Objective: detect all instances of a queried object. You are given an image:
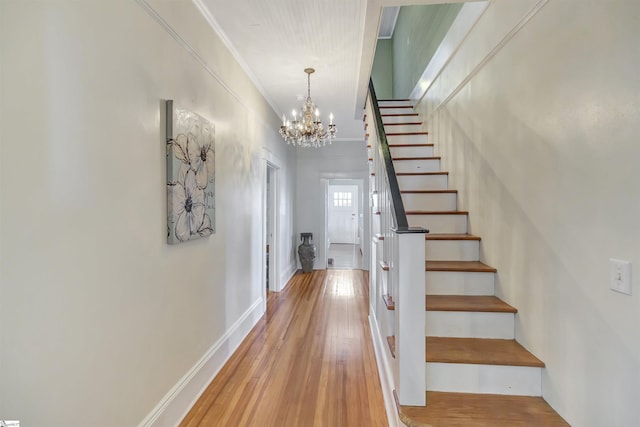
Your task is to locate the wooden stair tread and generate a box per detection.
[402,190,457,194]
[370,155,438,161]
[426,233,480,241]
[382,113,419,117]
[367,143,434,148]
[383,294,394,310]
[384,122,423,126]
[426,260,497,272]
[426,337,545,367]
[386,337,396,358]
[397,391,569,427]
[382,295,515,313]
[407,211,468,215]
[397,172,448,176]
[386,132,429,136]
[426,295,516,313]
[379,105,414,108]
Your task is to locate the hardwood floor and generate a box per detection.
[180,270,388,427]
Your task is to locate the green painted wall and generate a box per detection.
[371,39,393,99]
[392,3,462,98]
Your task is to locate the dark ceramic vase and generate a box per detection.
[298,233,316,273]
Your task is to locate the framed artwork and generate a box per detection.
[166,100,215,244]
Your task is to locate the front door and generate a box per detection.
[328,185,358,244]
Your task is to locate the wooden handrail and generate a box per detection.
[368,79,427,234]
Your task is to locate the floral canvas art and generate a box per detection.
[166,100,215,244]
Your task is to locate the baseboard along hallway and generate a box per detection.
[180,270,388,426]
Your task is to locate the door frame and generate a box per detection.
[262,161,279,312]
[323,178,364,269]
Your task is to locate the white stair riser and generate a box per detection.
[398,174,448,191]
[384,124,423,133]
[426,363,542,396]
[379,107,415,115]
[390,146,434,158]
[402,193,456,211]
[393,159,440,174]
[426,311,515,339]
[382,115,420,124]
[426,239,479,261]
[426,271,495,296]
[387,134,428,145]
[378,100,413,107]
[408,214,467,234]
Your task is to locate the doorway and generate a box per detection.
[326,180,363,269]
[264,163,277,308]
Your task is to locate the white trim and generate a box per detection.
[134,0,279,126]
[409,1,490,101]
[190,0,281,117]
[137,299,264,427]
[433,0,549,113]
[369,310,402,427]
[279,266,297,292]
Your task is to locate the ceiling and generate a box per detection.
[194,0,466,141]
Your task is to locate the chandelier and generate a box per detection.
[280,68,337,147]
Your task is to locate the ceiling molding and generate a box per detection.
[192,0,282,117]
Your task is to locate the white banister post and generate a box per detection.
[394,229,426,406]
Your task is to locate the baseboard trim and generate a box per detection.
[137,298,264,427]
[369,309,402,427]
[279,264,297,292]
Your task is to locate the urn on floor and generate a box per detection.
[298,232,316,273]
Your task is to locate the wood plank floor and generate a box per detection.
[180,270,388,427]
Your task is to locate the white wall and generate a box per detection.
[415,0,640,425]
[296,141,370,271]
[0,1,297,426]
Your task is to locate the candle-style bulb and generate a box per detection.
[329,113,334,124]
[315,108,319,118]
[292,109,297,119]
[282,114,286,125]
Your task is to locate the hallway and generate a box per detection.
[180,270,388,426]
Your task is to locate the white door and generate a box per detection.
[328,185,358,244]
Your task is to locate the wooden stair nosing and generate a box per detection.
[387,337,396,358]
[381,295,516,313]
[367,144,434,149]
[393,156,440,161]
[426,295,517,313]
[385,336,543,368]
[425,233,480,241]
[381,113,420,117]
[426,260,497,273]
[386,132,429,136]
[383,122,423,126]
[406,210,468,215]
[401,189,457,194]
[397,391,570,427]
[373,143,434,148]
[426,336,545,367]
[383,294,394,310]
[379,105,414,109]
[397,172,448,176]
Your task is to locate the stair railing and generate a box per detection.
[367,80,427,406]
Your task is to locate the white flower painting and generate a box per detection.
[166,100,215,244]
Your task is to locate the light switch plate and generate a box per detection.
[609,259,632,295]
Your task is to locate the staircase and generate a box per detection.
[367,98,569,426]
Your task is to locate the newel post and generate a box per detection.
[393,227,427,406]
